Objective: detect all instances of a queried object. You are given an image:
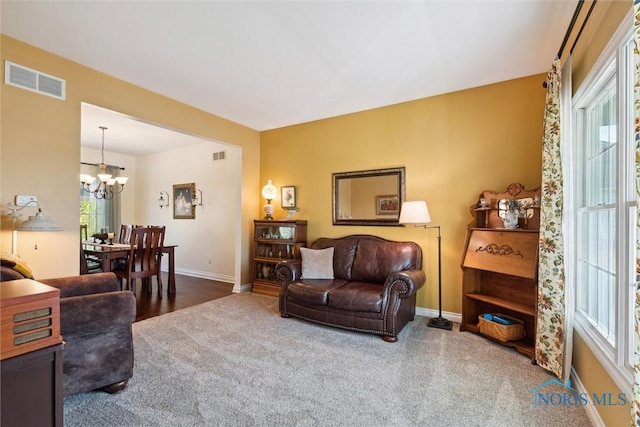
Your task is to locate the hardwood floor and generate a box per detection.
[132,272,234,322]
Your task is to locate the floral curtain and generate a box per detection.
[536,57,567,379]
[632,2,640,425]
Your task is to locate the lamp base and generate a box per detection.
[263,203,275,220]
[428,316,453,331]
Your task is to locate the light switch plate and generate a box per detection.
[15,195,37,206]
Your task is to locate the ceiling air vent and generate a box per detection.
[212,151,227,161]
[5,61,66,100]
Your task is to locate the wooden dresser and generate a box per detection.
[460,183,540,362]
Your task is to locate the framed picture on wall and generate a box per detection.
[281,186,296,209]
[173,183,196,219]
[376,195,398,215]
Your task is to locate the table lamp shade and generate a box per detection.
[399,201,432,225]
[261,180,277,201]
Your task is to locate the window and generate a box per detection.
[572,19,636,395]
[577,69,617,344]
[80,188,108,237]
[79,163,120,236]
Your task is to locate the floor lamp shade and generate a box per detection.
[399,201,432,225]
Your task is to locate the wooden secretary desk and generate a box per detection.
[460,183,541,362]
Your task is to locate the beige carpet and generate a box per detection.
[63,292,591,426]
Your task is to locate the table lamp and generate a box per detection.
[261,180,277,220]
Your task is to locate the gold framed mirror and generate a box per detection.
[332,167,406,226]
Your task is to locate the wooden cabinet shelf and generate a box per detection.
[460,183,540,362]
[252,220,307,297]
[464,293,536,317]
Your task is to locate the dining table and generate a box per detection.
[82,241,178,294]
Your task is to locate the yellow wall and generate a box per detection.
[572,332,629,426]
[571,0,631,92]
[1,35,260,283]
[261,74,545,313]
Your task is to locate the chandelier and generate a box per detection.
[80,126,128,200]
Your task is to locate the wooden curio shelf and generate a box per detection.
[252,220,307,297]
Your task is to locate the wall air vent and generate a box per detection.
[212,151,227,161]
[4,61,66,100]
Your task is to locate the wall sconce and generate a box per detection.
[399,200,452,331]
[7,195,62,254]
[191,188,203,207]
[158,191,170,209]
[261,180,277,220]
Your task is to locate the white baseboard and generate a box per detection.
[162,267,234,284]
[234,283,253,293]
[415,306,462,324]
[570,367,605,427]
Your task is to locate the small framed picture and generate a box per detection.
[376,195,399,215]
[173,183,196,219]
[281,186,296,209]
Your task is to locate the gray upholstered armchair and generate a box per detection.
[1,267,136,396]
[39,273,136,396]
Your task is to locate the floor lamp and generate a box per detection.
[399,200,453,330]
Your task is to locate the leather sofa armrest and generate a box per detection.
[275,260,301,282]
[59,291,136,335]
[383,269,426,298]
[39,273,121,298]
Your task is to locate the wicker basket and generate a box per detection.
[477,314,525,342]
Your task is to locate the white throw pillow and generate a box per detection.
[300,247,334,279]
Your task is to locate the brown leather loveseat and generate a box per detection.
[276,235,425,342]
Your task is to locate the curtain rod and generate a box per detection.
[543,0,596,88]
[557,0,585,59]
[569,0,597,55]
[81,161,125,171]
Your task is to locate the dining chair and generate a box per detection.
[112,226,165,295]
[80,224,102,274]
[113,224,136,270]
[118,224,135,244]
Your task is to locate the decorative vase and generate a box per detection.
[285,209,296,219]
[503,210,519,229]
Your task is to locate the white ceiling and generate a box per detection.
[2,1,577,153]
[80,103,220,156]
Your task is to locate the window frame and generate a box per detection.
[570,11,636,397]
